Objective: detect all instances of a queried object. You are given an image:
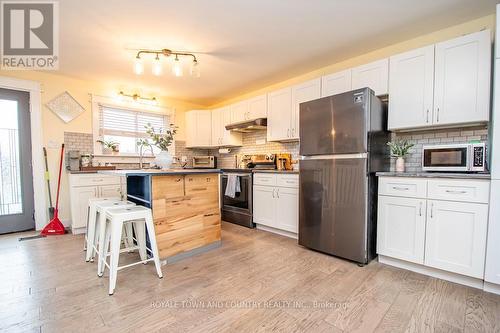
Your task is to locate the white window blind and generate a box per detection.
[98,105,170,154]
[99,105,168,138]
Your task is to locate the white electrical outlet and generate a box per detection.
[256,139,266,145]
[47,140,59,149]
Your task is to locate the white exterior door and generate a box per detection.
[388,45,435,130]
[351,58,389,95]
[275,187,298,233]
[247,94,267,119]
[433,30,491,126]
[267,87,292,141]
[321,69,352,97]
[424,200,488,278]
[71,186,98,229]
[377,196,426,264]
[253,185,276,227]
[291,78,321,140]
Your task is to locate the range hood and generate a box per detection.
[225,118,267,132]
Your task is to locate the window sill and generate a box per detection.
[93,154,155,158]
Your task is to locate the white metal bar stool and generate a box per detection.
[97,206,163,295]
[86,199,135,262]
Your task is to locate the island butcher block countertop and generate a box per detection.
[99,169,222,261]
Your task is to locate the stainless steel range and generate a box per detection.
[221,154,276,228]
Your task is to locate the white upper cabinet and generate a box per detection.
[388,45,435,130]
[185,110,212,148]
[247,94,267,120]
[291,78,321,140]
[230,101,248,124]
[267,87,292,141]
[321,69,352,97]
[211,107,242,147]
[433,30,491,126]
[351,58,389,95]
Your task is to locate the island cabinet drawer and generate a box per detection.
[253,173,277,186]
[185,174,218,196]
[427,179,490,203]
[378,177,427,198]
[276,174,299,188]
[152,175,184,199]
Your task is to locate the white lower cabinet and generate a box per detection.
[253,173,298,236]
[69,174,124,234]
[377,196,426,264]
[424,200,488,279]
[253,185,275,227]
[377,176,490,284]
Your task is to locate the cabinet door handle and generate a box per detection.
[419,202,422,217]
[276,189,280,198]
[206,177,211,182]
[430,203,434,218]
[426,109,429,123]
[436,107,440,122]
[287,129,290,137]
[445,190,467,194]
[272,188,275,198]
[175,178,182,182]
[392,186,409,191]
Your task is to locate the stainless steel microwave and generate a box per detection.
[192,155,217,169]
[422,143,486,172]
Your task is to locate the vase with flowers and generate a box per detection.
[141,123,177,169]
[387,139,415,172]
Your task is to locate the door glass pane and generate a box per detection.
[0,99,22,215]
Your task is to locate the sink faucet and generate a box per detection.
[138,140,153,169]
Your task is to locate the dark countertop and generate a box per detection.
[376,171,491,179]
[98,169,222,176]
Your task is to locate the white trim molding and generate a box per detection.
[0,76,46,230]
[90,94,176,156]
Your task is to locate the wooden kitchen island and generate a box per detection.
[99,169,221,261]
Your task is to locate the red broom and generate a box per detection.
[41,143,66,235]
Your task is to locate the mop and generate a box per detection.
[40,143,66,235]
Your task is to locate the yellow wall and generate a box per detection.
[0,70,204,224]
[210,14,496,108]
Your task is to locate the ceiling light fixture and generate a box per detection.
[118,91,158,106]
[133,48,199,78]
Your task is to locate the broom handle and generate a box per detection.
[55,144,65,211]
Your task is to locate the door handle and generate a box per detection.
[436,107,440,122]
[276,189,280,198]
[419,202,422,217]
[430,202,434,218]
[445,190,467,194]
[426,109,429,123]
[272,188,275,198]
[287,129,290,137]
[392,186,409,191]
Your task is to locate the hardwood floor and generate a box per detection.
[1,222,500,332]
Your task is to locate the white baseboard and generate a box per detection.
[256,224,297,239]
[483,281,500,295]
[378,255,484,290]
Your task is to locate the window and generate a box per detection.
[98,105,170,155]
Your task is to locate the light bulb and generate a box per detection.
[190,59,200,78]
[152,54,162,76]
[133,56,144,75]
[172,55,183,77]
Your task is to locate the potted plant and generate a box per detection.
[97,139,119,155]
[387,139,414,172]
[144,123,177,169]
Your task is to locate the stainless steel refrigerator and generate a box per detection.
[298,88,389,265]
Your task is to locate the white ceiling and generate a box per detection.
[58,0,497,105]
